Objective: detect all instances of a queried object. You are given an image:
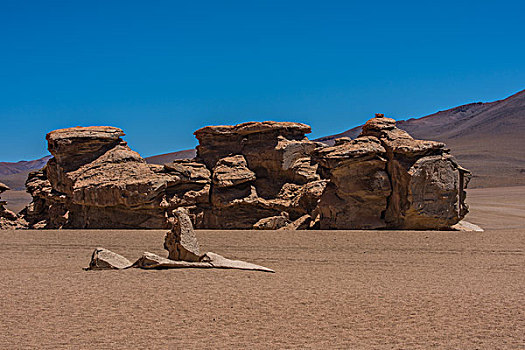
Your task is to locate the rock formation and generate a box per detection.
[19,115,470,230]
[22,126,210,229]
[85,247,132,270]
[87,208,274,272]
[195,121,326,228]
[164,207,201,261]
[313,114,470,229]
[0,182,25,229]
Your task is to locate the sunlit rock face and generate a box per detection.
[313,114,470,230]
[18,115,469,230]
[23,126,211,229]
[194,121,326,229]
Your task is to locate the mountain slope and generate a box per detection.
[317,89,525,188]
[145,149,197,165]
[0,156,52,176]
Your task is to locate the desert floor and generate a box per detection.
[1,187,524,349]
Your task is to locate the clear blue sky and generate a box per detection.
[1,0,524,161]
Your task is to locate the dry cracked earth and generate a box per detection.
[1,187,524,349]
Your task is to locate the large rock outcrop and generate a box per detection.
[313,114,470,229]
[18,115,470,230]
[194,121,326,228]
[23,127,210,229]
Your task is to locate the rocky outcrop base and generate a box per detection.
[86,208,274,273]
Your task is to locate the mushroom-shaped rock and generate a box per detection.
[164,207,201,262]
[85,247,132,270]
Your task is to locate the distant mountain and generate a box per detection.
[145,149,197,165]
[316,89,525,188]
[0,155,52,176]
[0,156,52,191]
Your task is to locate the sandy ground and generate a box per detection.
[2,190,32,213]
[1,188,524,349]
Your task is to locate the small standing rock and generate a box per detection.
[164,207,201,262]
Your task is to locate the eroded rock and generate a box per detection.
[130,251,274,273]
[164,207,201,262]
[202,252,274,272]
[131,252,208,269]
[451,220,484,232]
[22,127,211,229]
[253,212,290,230]
[313,136,391,229]
[85,247,132,270]
[313,114,470,229]
[19,115,470,231]
[359,114,470,229]
[278,214,312,230]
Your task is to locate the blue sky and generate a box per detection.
[1,0,524,161]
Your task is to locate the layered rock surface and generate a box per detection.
[22,127,210,229]
[313,114,470,229]
[194,121,326,228]
[18,115,470,230]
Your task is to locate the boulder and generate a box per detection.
[85,247,132,270]
[131,252,208,269]
[278,214,312,230]
[202,252,274,273]
[451,220,484,232]
[212,155,256,188]
[131,251,274,273]
[164,207,201,262]
[253,212,290,230]
[313,136,391,229]
[312,114,470,229]
[359,114,470,229]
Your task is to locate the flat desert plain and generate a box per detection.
[1,187,524,349]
